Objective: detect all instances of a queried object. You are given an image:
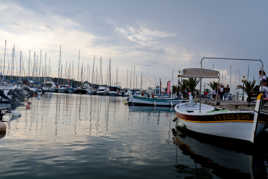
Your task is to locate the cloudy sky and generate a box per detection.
[0,0,267,88]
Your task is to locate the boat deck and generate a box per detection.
[202,99,255,111]
[201,99,268,113]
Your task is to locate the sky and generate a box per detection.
[0,0,267,89]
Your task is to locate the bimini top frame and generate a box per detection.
[201,57,264,70]
[199,57,264,111]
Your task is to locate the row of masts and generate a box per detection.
[0,40,144,89]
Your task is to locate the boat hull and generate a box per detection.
[175,112,265,143]
[128,95,183,107]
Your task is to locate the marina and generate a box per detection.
[0,94,268,178]
[0,94,179,178]
[1,1,268,178]
[0,54,267,178]
[0,51,267,178]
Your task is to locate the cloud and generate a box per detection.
[115,25,175,48]
[0,2,125,79]
[0,1,196,88]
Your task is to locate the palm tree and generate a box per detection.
[178,78,199,97]
[237,80,256,102]
[208,81,218,91]
[188,78,199,94]
[172,85,178,94]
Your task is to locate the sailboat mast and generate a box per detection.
[126,69,128,88]
[140,72,142,90]
[109,58,111,86]
[19,51,22,77]
[229,65,232,85]
[11,45,15,79]
[44,52,47,78]
[130,66,132,89]
[116,68,118,86]
[77,50,80,81]
[3,40,6,77]
[58,46,62,84]
[28,50,31,79]
[39,50,42,80]
[99,57,103,85]
[92,56,95,84]
[133,65,136,89]
[80,63,83,82]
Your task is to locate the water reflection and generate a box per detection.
[6,94,125,139]
[0,94,180,178]
[173,129,268,179]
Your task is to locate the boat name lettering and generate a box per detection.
[213,114,250,121]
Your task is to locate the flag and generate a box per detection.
[167,81,171,95]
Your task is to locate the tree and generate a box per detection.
[188,78,199,95]
[178,78,199,98]
[208,81,218,91]
[237,80,256,102]
[172,85,178,94]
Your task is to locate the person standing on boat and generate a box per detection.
[259,70,267,85]
[260,79,268,98]
[224,84,230,100]
[219,85,224,100]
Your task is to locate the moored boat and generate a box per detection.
[174,65,268,144]
[96,86,109,95]
[128,95,187,107]
[42,81,57,92]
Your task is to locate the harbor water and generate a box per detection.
[0,93,268,178]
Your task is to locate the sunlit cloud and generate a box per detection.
[0,1,202,88]
[115,25,176,48]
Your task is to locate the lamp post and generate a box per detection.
[242,75,246,101]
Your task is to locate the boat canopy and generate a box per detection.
[178,68,220,78]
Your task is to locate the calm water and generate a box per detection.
[0,93,268,179]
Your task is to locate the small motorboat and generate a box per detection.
[128,95,187,107]
[174,65,268,144]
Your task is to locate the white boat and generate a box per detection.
[128,95,187,107]
[96,86,109,95]
[174,66,267,144]
[42,81,57,92]
[57,85,72,93]
[108,86,121,96]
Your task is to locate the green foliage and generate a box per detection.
[172,85,178,94]
[236,80,256,95]
[237,80,257,102]
[178,78,199,97]
[208,81,218,91]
